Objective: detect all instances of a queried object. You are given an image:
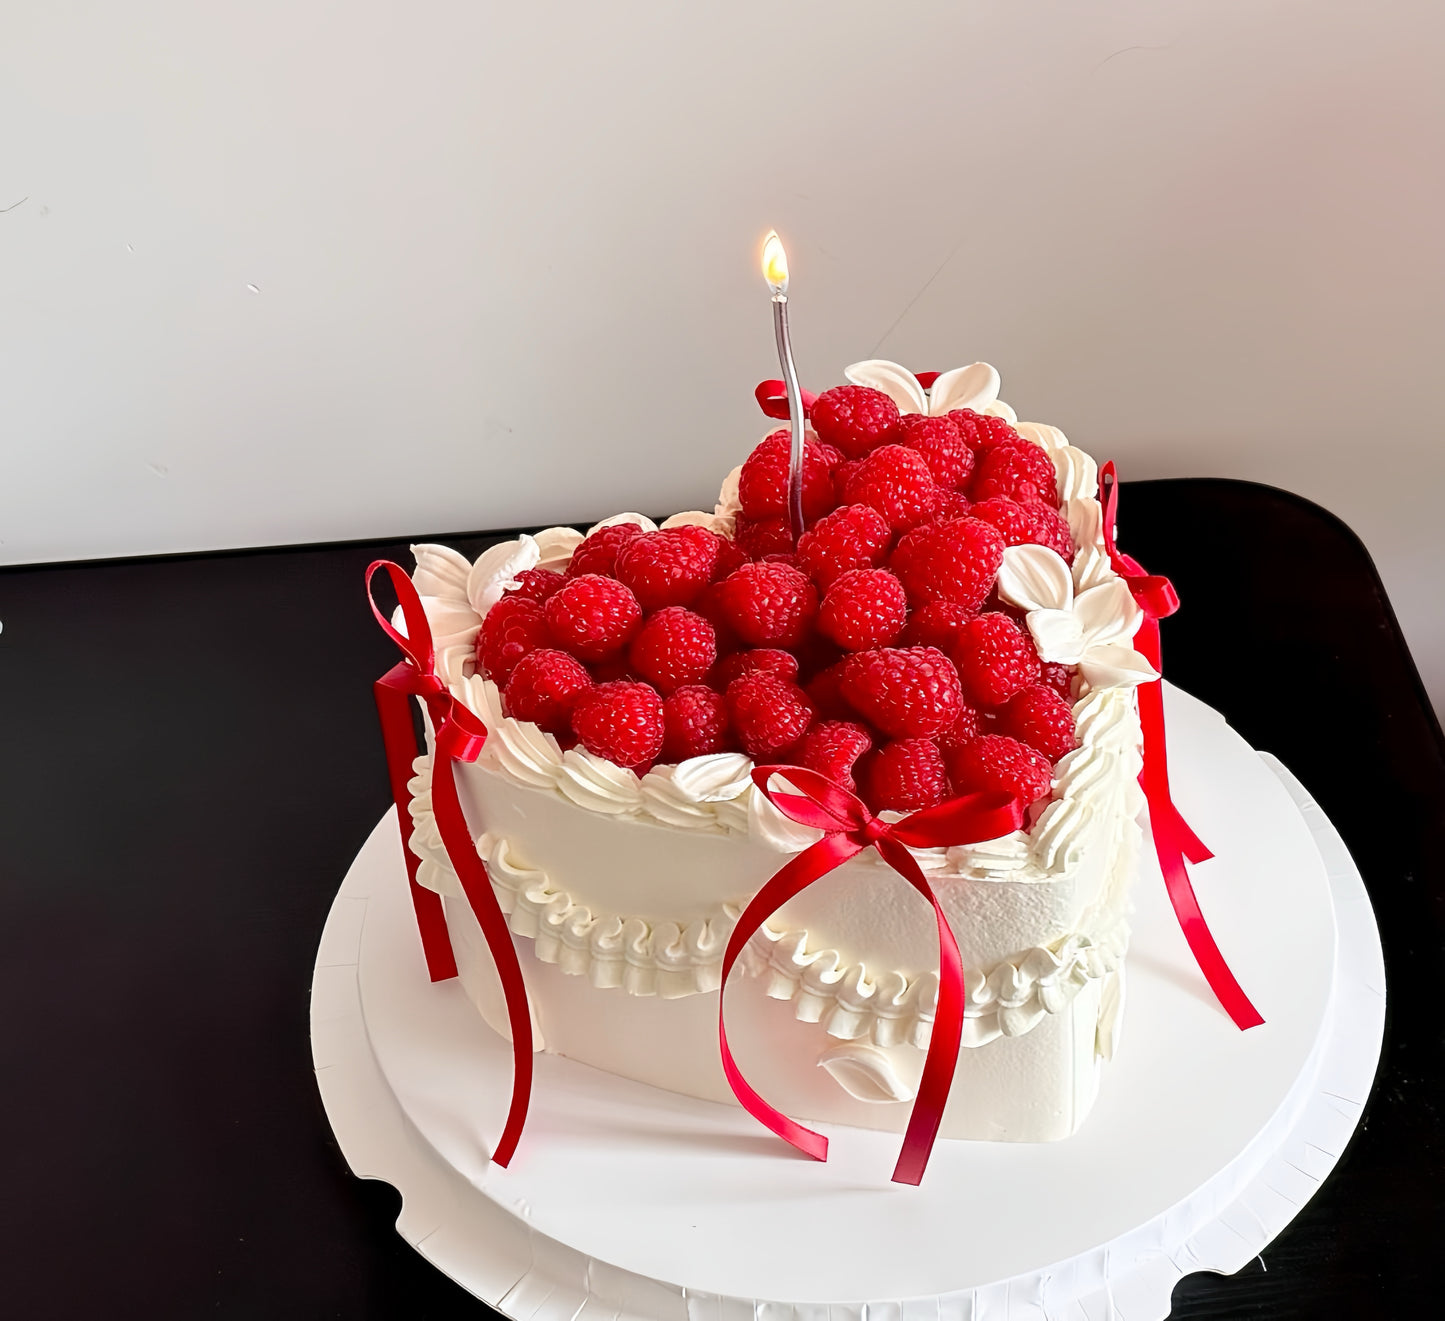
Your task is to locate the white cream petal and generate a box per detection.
[1015,422,1069,453]
[1027,609,1088,665]
[817,1044,915,1103]
[409,543,473,600]
[533,526,584,572]
[715,465,743,518]
[587,512,657,536]
[997,544,1074,612]
[927,362,1001,415]
[1074,580,1141,649]
[1079,644,1159,690]
[844,359,928,415]
[467,536,541,617]
[979,399,1018,423]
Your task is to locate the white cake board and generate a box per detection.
[312,685,1385,1319]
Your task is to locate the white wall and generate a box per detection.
[3,1,1443,711]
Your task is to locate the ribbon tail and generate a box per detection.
[877,839,965,1186]
[374,664,457,983]
[719,838,870,1164]
[430,748,535,1166]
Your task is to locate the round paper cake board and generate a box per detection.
[311,683,1385,1319]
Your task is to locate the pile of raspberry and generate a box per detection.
[475,382,1079,815]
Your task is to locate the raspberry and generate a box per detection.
[715,561,818,648]
[738,430,839,524]
[503,648,592,734]
[809,384,902,459]
[725,672,814,758]
[711,534,751,579]
[627,607,717,693]
[839,646,963,739]
[896,414,974,489]
[588,654,637,684]
[733,514,795,559]
[1039,662,1075,698]
[937,703,986,752]
[944,733,1052,806]
[805,660,854,720]
[971,440,1060,508]
[891,516,1005,609]
[795,503,893,590]
[477,595,553,684]
[571,681,665,769]
[864,738,949,812]
[567,523,643,578]
[661,685,731,761]
[998,684,1077,762]
[796,720,873,792]
[1026,504,1075,562]
[504,568,565,604]
[543,574,643,660]
[950,612,1042,707]
[932,489,973,521]
[842,444,938,531]
[817,568,908,651]
[707,647,799,692]
[832,459,864,506]
[614,528,719,610]
[948,409,1021,454]
[898,599,976,651]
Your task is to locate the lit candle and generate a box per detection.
[761,230,806,541]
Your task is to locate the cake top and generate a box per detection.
[412,359,1156,829]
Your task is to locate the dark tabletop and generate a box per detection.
[2,478,1442,1319]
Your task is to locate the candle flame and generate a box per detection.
[761,230,789,294]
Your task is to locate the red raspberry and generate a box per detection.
[896,414,974,489]
[627,607,717,693]
[944,733,1052,806]
[817,568,908,651]
[839,646,963,739]
[891,516,1005,610]
[864,738,949,812]
[567,523,644,578]
[738,430,839,524]
[937,702,986,752]
[725,672,814,758]
[543,574,643,661]
[571,681,665,769]
[805,660,854,720]
[661,685,731,761]
[842,444,938,531]
[504,568,565,604]
[502,648,592,734]
[796,720,873,792]
[898,600,976,651]
[969,496,1073,563]
[948,409,1021,454]
[477,595,553,684]
[809,384,902,459]
[998,684,1077,762]
[715,561,818,648]
[588,654,637,684]
[1039,662,1075,698]
[950,612,1042,707]
[795,503,892,590]
[707,647,799,692]
[732,514,795,559]
[711,534,751,579]
[1026,504,1075,562]
[832,458,864,506]
[614,528,719,610]
[932,489,972,521]
[971,440,1060,508]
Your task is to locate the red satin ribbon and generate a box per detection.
[719,766,1024,1185]
[365,560,536,1165]
[754,379,818,420]
[1098,465,1263,1030]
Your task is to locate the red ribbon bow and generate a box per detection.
[719,766,1024,1185]
[754,379,818,420]
[1098,465,1263,1031]
[366,560,536,1166]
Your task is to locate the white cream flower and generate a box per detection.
[844,359,1017,423]
[995,544,1159,690]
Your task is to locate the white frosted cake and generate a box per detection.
[388,360,1158,1153]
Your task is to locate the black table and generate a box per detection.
[3,479,1441,1319]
